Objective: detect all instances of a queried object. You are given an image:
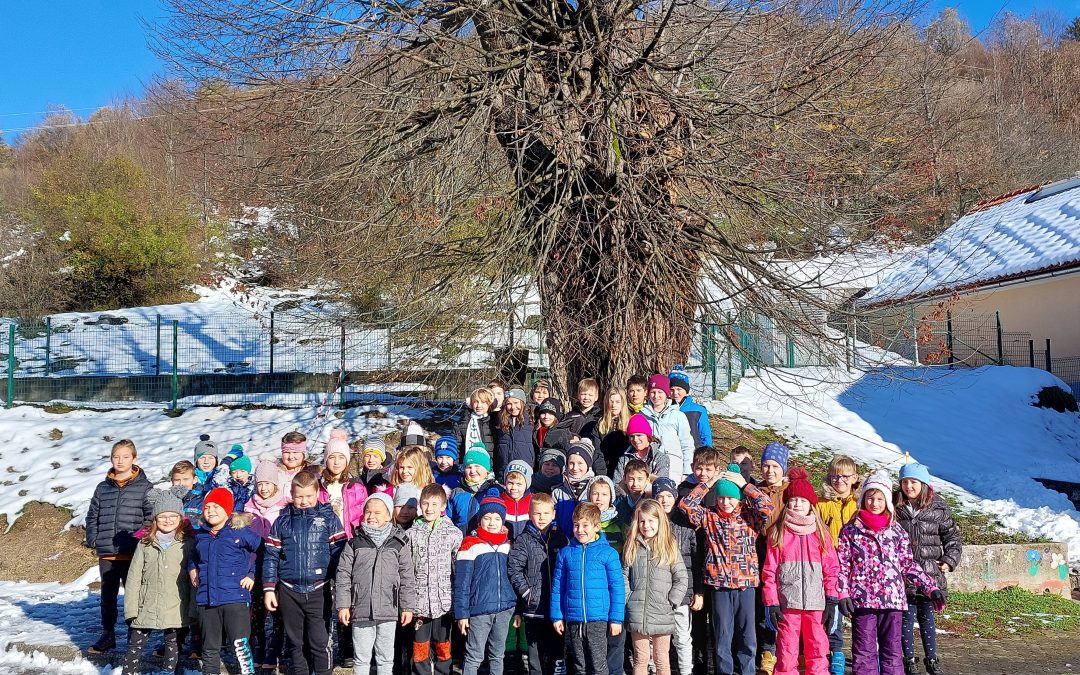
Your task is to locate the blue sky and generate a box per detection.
[1,0,1077,142]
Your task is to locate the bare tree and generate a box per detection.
[153,0,925,391]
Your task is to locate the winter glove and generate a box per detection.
[212,464,231,487]
[764,605,783,632]
[930,590,946,612]
[823,596,839,632]
[838,597,855,617]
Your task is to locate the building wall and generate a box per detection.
[916,272,1080,359]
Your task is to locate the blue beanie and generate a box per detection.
[761,442,790,474]
[477,496,507,522]
[435,436,459,460]
[668,365,691,393]
[651,477,679,500]
[899,461,932,485]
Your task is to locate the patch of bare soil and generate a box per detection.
[0,502,96,583]
[939,630,1080,674]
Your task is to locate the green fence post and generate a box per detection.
[708,323,718,400]
[6,324,14,408]
[269,311,275,375]
[340,325,347,407]
[156,315,162,375]
[44,317,52,374]
[786,336,795,368]
[171,320,179,410]
[946,310,955,367]
[995,311,1004,365]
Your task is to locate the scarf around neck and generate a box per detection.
[784,510,818,535]
[564,472,594,499]
[156,529,177,549]
[859,509,890,532]
[476,526,509,546]
[362,521,394,547]
[465,414,487,449]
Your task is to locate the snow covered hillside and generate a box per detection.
[715,365,1080,560]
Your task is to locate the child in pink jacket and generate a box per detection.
[762,469,845,675]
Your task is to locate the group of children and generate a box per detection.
[83,373,962,675]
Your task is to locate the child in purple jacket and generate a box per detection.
[837,470,945,675]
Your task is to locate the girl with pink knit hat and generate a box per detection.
[245,458,289,672]
[612,413,670,483]
[318,428,370,539]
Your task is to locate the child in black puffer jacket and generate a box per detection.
[895,459,962,675]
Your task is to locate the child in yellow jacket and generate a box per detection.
[815,454,860,675]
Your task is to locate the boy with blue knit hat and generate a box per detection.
[456,496,517,675]
[668,365,713,450]
[680,463,774,675]
[434,436,462,490]
[755,442,791,672]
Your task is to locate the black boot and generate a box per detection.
[924,657,943,675]
[88,630,116,654]
[903,657,921,675]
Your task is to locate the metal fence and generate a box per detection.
[0,312,547,409]
[1,305,1076,409]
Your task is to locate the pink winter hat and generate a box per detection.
[627,414,654,438]
[326,428,351,460]
[254,459,280,484]
[647,374,671,397]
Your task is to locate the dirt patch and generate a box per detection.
[0,502,96,583]
[939,630,1080,673]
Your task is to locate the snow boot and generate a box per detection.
[829,651,846,675]
[87,631,116,654]
[903,657,921,675]
[924,657,944,674]
[758,651,776,675]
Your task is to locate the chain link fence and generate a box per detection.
[0,311,547,409]
[1,304,1075,408]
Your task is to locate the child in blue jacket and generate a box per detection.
[454,497,518,675]
[551,502,625,675]
[188,487,262,675]
[263,471,346,675]
[448,445,501,533]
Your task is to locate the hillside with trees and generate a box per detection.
[1,7,1079,385]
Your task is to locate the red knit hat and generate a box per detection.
[782,468,818,506]
[203,487,235,514]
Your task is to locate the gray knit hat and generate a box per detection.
[147,485,188,518]
[393,482,422,508]
[194,434,218,460]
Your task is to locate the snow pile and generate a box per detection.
[0,400,454,528]
[714,365,1080,559]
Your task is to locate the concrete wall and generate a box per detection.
[944,543,1071,597]
[915,272,1080,359]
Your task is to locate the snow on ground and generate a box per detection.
[713,364,1080,560]
[0,399,457,528]
[0,567,207,674]
[0,278,548,384]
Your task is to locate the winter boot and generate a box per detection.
[903,657,921,675]
[758,651,777,675]
[87,631,116,654]
[924,657,944,675]
[829,651,846,675]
